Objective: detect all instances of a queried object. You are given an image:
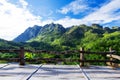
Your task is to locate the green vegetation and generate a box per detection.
[0,23,120,65]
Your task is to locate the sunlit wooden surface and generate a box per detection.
[0,63,120,80]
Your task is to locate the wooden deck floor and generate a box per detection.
[0,63,120,80]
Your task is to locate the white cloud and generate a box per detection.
[83,0,120,24]
[0,0,42,40]
[54,17,83,27]
[58,0,89,14]
[0,0,120,40]
[56,0,120,27]
[19,0,28,8]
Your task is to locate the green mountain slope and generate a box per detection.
[12,23,120,51]
[13,25,42,42]
[1,23,120,65]
[28,23,66,43]
[84,31,120,51]
[0,39,22,49]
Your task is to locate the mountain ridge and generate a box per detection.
[11,23,120,51]
[13,23,120,43]
[0,22,119,51]
[13,25,42,42]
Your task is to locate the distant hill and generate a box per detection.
[0,39,22,49]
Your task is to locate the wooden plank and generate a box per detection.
[0,64,120,80]
[106,62,120,68]
[78,65,90,80]
[26,65,43,80]
[0,64,9,69]
[107,54,120,60]
[0,63,42,80]
[83,66,120,80]
[107,54,120,68]
[29,65,86,80]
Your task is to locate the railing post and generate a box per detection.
[19,47,25,66]
[80,47,84,67]
[109,47,114,67]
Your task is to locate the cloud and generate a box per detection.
[58,0,89,14]
[82,0,120,24]
[19,0,28,8]
[0,0,120,40]
[56,0,120,27]
[54,16,83,27]
[0,0,42,40]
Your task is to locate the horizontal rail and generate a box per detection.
[79,51,115,54]
[0,49,20,53]
[79,60,119,63]
[0,58,19,61]
[0,49,115,55]
[0,58,119,66]
[25,58,79,62]
[25,58,119,63]
[25,50,78,54]
[26,50,114,55]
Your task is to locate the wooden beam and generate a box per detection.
[0,49,20,53]
[106,62,120,68]
[107,54,120,60]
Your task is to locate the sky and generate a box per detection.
[0,0,120,40]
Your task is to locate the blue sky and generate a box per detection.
[0,0,120,40]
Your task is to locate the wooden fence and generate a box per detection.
[0,47,120,68]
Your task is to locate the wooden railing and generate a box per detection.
[0,47,120,68]
[79,47,119,67]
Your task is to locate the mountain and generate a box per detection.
[38,23,66,35]
[13,23,120,51]
[13,25,42,42]
[1,23,120,65]
[13,23,66,43]
[29,23,66,43]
